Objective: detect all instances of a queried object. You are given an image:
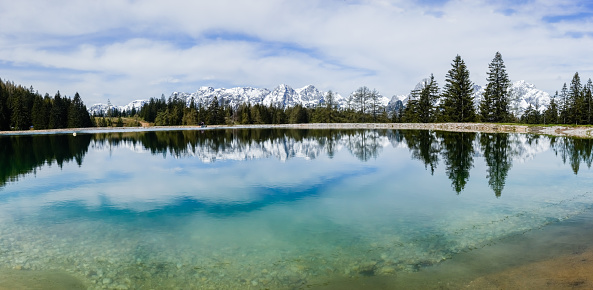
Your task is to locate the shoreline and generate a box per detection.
[1,123,592,138]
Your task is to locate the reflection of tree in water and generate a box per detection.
[344,130,383,162]
[0,134,92,187]
[95,129,381,162]
[437,131,476,194]
[4,129,593,196]
[550,136,593,175]
[480,133,513,197]
[402,130,440,174]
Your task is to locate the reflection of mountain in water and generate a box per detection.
[1,129,592,197]
[93,129,395,163]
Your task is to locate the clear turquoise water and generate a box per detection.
[0,129,592,289]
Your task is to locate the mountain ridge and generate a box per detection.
[89,81,551,117]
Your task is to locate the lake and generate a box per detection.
[0,128,592,289]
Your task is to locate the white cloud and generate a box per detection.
[1,0,592,105]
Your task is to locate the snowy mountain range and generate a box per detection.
[89,81,550,117]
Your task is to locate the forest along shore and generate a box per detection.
[0,123,592,139]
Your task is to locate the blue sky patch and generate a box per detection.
[543,12,593,23]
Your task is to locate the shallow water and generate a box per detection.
[0,129,592,289]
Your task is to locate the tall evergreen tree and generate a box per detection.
[182,98,199,125]
[480,52,511,122]
[544,91,559,124]
[585,79,593,125]
[568,72,584,124]
[49,91,65,129]
[0,78,9,130]
[10,89,26,130]
[31,94,48,129]
[440,55,476,122]
[559,83,569,124]
[325,90,336,123]
[206,96,225,125]
[68,92,89,128]
[402,96,419,123]
[416,74,440,123]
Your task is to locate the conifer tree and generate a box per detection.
[0,78,9,130]
[559,83,569,124]
[49,91,65,129]
[68,92,88,128]
[207,96,224,124]
[325,90,336,123]
[182,98,199,125]
[585,79,593,125]
[440,55,476,122]
[568,72,583,124]
[416,74,439,123]
[480,52,511,122]
[544,91,559,124]
[10,89,26,130]
[402,96,419,123]
[31,94,48,129]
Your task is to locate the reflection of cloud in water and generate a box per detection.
[2,129,590,216]
[0,146,370,214]
[510,134,550,163]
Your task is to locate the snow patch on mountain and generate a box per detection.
[88,80,552,118]
[471,80,550,117]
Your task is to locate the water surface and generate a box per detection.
[0,129,592,289]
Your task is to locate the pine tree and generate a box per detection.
[544,91,559,124]
[49,91,65,129]
[0,78,9,130]
[568,72,583,124]
[441,55,476,122]
[31,94,48,129]
[585,79,593,124]
[10,89,26,130]
[402,96,419,123]
[182,98,199,125]
[68,92,85,128]
[325,90,335,123]
[416,74,439,123]
[480,52,511,122]
[559,83,569,124]
[207,96,224,125]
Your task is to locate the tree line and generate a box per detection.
[0,78,94,130]
[136,89,394,126]
[523,72,593,125]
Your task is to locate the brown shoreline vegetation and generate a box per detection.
[1,122,593,139]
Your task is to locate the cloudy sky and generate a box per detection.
[1,0,592,105]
